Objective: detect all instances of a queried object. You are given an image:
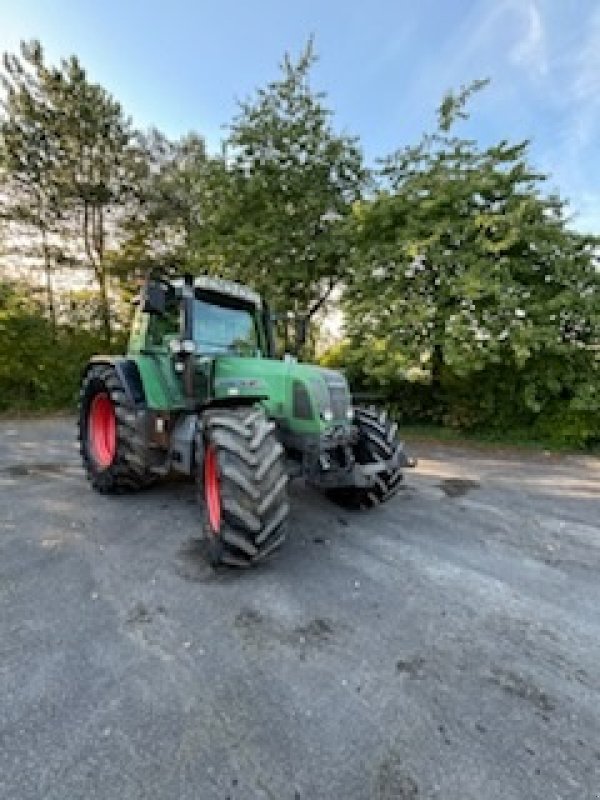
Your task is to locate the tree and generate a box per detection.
[109,130,212,283]
[343,81,600,432]
[0,40,63,334]
[191,40,366,351]
[47,55,145,342]
[1,41,146,343]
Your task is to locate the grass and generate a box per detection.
[398,423,600,456]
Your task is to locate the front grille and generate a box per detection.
[329,385,349,420]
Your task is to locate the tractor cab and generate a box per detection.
[131,275,270,358]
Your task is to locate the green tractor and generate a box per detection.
[78,274,414,567]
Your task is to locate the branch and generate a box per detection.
[307,278,337,319]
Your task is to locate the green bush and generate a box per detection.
[0,281,126,412]
[320,340,600,450]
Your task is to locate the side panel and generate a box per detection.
[212,356,349,437]
[212,356,290,419]
[133,354,187,411]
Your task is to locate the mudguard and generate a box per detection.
[86,356,146,408]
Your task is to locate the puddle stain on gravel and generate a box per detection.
[125,602,167,626]
[294,617,335,644]
[234,607,337,656]
[439,478,480,498]
[395,655,427,679]
[235,608,263,628]
[490,667,556,713]
[374,752,419,799]
[126,602,154,625]
[2,463,73,478]
[173,538,220,583]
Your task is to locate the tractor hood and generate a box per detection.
[212,356,352,431]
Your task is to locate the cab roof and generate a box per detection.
[171,276,262,308]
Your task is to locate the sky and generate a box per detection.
[1,0,599,232]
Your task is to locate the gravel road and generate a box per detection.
[1,416,599,800]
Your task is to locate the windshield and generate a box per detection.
[193,299,261,355]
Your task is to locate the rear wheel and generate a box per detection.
[329,406,405,509]
[197,406,289,567]
[78,364,154,493]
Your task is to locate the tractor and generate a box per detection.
[78,274,414,567]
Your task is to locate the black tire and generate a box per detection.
[197,406,289,567]
[329,406,405,509]
[78,363,154,493]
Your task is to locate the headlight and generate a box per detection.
[346,406,354,420]
[321,408,334,422]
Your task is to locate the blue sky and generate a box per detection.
[2,0,599,232]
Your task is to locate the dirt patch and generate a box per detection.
[126,602,153,625]
[234,608,337,657]
[293,617,334,645]
[235,608,264,629]
[374,753,419,799]
[439,478,480,497]
[125,602,167,625]
[395,655,426,679]
[174,538,218,583]
[2,462,70,478]
[490,667,555,713]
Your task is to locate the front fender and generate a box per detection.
[85,356,146,408]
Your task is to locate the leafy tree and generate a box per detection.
[343,81,600,439]
[110,130,212,283]
[0,40,63,333]
[192,40,366,351]
[47,54,145,342]
[1,40,145,343]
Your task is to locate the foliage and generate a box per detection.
[188,40,367,351]
[341,81,600,447]
[50,52,144,342]
[0,41,63,332]
[0,40,144,343]
[0,280,125,411]
[1,39,599,449]
[109,131,212,282]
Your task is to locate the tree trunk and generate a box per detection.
[41,227,56,337]
[431,342,444,393]
[84,201,111,344]
[282,318,289,354]
[96,207,111,345]
[98,269,112,346]
[431,301,447,418]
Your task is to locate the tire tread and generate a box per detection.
[198,406,289,567]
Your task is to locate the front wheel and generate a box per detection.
[196,407,289,567]
[328,406,407,509]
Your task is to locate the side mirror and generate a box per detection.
[141,280,168,315]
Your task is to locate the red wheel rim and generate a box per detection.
[88,393,116,468]
[204,445,221,533]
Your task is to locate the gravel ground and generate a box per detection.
[0,416,599,800]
